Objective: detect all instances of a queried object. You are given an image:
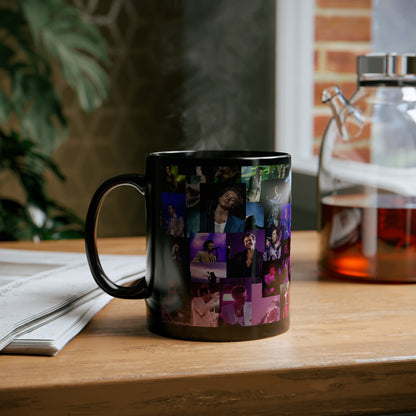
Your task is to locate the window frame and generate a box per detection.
[275,0,318,175]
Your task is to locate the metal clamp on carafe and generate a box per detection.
[318,53,416,282]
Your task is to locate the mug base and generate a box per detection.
[147,315,290,342]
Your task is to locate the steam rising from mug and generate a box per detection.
[162,0,275,150]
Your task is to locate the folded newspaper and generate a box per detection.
[0,249,145,356]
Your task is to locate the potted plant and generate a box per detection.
[0,0,109,240]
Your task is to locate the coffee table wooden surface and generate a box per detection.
[1,231,415,415]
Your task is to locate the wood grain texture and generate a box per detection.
[1,232,415,415]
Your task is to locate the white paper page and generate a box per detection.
[0,249,146,351]
[3,294,112,355]
[2,271,144,356]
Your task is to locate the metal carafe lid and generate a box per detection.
[357,53,416,84]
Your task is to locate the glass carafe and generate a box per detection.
[318,53,416,282]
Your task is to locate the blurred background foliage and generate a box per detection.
[0,0,109,240]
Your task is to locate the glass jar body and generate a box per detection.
[318,85,416,282]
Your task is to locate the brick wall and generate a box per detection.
[313,0,372,155]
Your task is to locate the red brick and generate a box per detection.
[314,115,332,139]
[315,15,371,42]
[314,135,371,162]
[326,51,361,74]
[317,0,372,9]
[314,118,372,161]
[333,144,371,163]
[355,123,371,141]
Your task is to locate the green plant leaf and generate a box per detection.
[0,43,15,71]
[11,71,68,154]
[0,0,106,240]
[0,130,64,207]
[0,199,33,241]
[0,8,45,72]
[19,0,110,113]
[0,91,10,124]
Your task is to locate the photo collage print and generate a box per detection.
[160,162,291,328]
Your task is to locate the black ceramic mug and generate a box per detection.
[85,150,291,341]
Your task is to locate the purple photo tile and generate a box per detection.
[251,283,280,325]
[189,232,227,263]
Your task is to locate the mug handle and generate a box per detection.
[85,174,150,299]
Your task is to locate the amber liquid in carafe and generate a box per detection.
[319,194,416,282]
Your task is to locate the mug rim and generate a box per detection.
[147,150,291,162]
